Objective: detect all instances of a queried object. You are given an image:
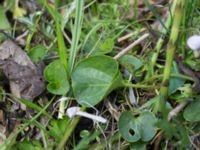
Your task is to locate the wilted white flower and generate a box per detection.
[66,107,107,124]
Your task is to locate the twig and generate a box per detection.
[117,28,146,42]
[16,30,29,41]
[16,30,29,46]
[106,101,120,121]
[63,31,72,44]
[189,134,200,150]
[168,102,187,121]
[114,33,149,60]
[117,32,135,43]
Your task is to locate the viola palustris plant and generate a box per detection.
[0,0,200,150]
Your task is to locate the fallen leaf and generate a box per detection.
[0,40,45,110]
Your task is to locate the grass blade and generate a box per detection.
[68,0,84,74]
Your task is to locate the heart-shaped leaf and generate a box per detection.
[44,60,69,95]
[183,100,200,122]
[118,111,141,142]
[72,55,123,107]
[119,111,157,142]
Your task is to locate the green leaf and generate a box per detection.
[183,100,200,122]
[3,0,15,11]
[118,111,141,142]
[48,116,70,142]
[44,60,69,95]
[96,38,114,55]
[83,36,114,56]
[119,54,143,72]
[19,99,51,118]
[72,55,123,107]
[130,142,146,150]
[28,45,46,63]
[118,111,157,142]
[12,140,43,150]
[73,130,100,150]
[169,62,185,94]
[156,119,176,138]
[0,6,10,30]
[0,5,11,41]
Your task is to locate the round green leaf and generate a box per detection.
[118,111,141,142]
[29,45,46,63]
[44,60,69,95]
[183,100,200,122]
[138,111,157,141]
[119,111,157,142]
[72,55,123,107]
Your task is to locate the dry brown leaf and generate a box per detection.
[0,40,45,110]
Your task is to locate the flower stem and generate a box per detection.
[56,107,85,150]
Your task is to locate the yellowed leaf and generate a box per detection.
[13,6,26,18]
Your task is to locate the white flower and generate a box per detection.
[187,35,200,58]
[66,107,107,124]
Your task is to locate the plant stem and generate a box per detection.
[142,74,193,84]
[159,0,185,116]
[58,98,65,119]
[150,0,178,74]
[124,83,160,89]
[56,107,85,150]
[56,117,80,150]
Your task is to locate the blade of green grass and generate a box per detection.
[20,99,52,118]
[56,21,68,69]
[40,0,68,70]
[0,93,51,118]
[68,0,84,74]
